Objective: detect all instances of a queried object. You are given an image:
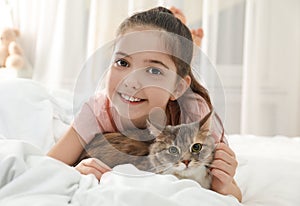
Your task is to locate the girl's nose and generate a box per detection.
[123,77,142,90]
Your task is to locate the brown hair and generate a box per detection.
[117,7,212,124]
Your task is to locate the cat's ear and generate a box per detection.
[147,107,167,136]
[211,111,225,142]
[199,110,214,135]
[147,119,164,137]
[198,110,225,142]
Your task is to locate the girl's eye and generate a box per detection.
[190,143,203,153]
[168,146,180,155]
[115,59,129,67]
[147,67,163,75]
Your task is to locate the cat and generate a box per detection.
[76,111,216,189]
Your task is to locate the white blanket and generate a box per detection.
[0,140,241,206]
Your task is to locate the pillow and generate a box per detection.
[0,79,71,152]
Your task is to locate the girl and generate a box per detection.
[48,7,242,202]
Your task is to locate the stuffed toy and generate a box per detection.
[0,28,25,69]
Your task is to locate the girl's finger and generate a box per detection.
[82,158,111,173]
[210,159,236,177]
[215,143,236,158]
[77,165,103,180]
[211,168,233,186]
[214,149,238,169]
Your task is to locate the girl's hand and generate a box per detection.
[210,143,242,202]
[75,158,111,180]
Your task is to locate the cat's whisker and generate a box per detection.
[148,162,173,173]
[148,163,169,172]
[204,163,212,170]
[206,168,214,176]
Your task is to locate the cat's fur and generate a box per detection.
[77,111,216,189]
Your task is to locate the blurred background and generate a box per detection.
[0,0,299,136]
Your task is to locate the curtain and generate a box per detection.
[7,0,88,91]
[241,0,300,136]
[202,0,300,136]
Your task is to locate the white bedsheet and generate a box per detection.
[229,135,300,206]
[0,140,240,206]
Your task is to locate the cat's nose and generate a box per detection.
[182,160,191,167]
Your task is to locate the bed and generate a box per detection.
[0,79,299,206]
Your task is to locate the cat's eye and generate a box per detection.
[168,146,180,155]
[190,143,202,153]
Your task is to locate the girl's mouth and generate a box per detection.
[119,93,146,103]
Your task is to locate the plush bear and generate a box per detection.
[0,28,25,69]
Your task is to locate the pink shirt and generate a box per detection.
[73,91,225,144]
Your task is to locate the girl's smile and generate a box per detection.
[118,92,146,104]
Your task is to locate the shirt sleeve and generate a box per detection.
[72,92,116,143]
[72,95,103,143]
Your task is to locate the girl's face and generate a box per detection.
[106,37,179,126]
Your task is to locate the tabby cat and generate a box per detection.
[77,111,216,189]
